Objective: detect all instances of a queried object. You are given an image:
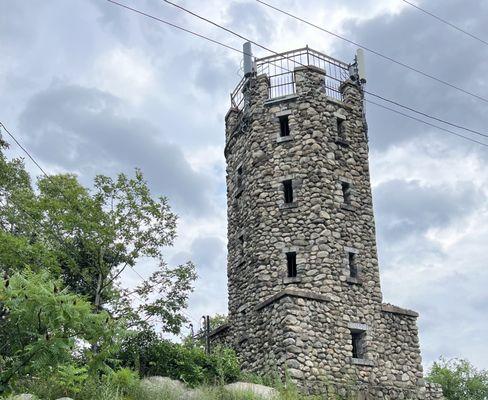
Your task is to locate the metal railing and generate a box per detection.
[230,47,350,110]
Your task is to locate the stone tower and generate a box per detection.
[212,45,443,399]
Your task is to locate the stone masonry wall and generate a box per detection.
[221,58,444,400]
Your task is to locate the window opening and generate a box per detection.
[279,115,290,137]
[283,180,293,203]
[348,252,358,278]
[341,182,352,205]
[351,331,365,359]
[286,252,297,277]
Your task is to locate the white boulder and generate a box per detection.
[224,382,279,399]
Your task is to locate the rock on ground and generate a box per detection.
[141,376,186,391]
[224,382,279,399]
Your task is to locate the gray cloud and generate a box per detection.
[374,179,483,242]
[171,236,228,327]
[337,0,488,150]
[225,2,273,44]
[18,83,215,215]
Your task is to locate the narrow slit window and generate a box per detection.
[283,180,293,204]
[341,182,352,205]
[286,252,297,278]
[238,234,245,256]
[236,166,243,190]
[351,331,365,359]
[279,115,290,137]
[348,252,358,278]
[337,117,346,139]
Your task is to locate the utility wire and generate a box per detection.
[255,0,488,105]
[0,122,49,177]
[0,121,150,283]
[364,90,488,139]
[156,0,488,144]
[161,0,307,66]
[400,0,488,47]
[366,99,488,147]
[0,141,154,323]
[106,0,300,76]
[106,0,488,149]
[106,0,242,55]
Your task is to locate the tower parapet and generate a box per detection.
[214,45,443,400]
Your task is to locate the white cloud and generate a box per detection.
[91,47,155,104]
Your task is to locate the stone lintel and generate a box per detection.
[275,109,293,117]
[348,322,368,331]
[208,323,230,338]
[264,94,299,106]
[283,276,302,285]
[255,288,329,311]
[381,303,419,318]
[277,135,294,143]
[351,357,375,367]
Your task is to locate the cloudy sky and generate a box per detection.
[1,0,487,370]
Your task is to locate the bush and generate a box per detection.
[427,358,488,400]
[117,330,240,387]
[0,270,116,392]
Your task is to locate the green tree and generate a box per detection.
[0,139,196,334]
[0,270,115,390]
[427,358,488,400]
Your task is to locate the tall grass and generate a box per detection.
[4,378,326,400]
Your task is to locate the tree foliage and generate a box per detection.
[0,270,115,390]
[0,139,196,333]
[0,139,197,391]
[427,358,488,400]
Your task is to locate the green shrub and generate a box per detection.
[107,368,139,395]
[10,363,89,399]
[117,329,241,387]
[427,358,488,400]
[208,346,241,384]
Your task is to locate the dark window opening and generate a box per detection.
[279,115,290,137]
[341,182,352,205]
[236,166,243,189]
[351,331,365,359]
[348,252,358,278]
[337,118,346,139]
[283,180,293,204]
[286,252,297,278]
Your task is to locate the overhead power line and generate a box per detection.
[0,122,50,177]
[106,0,243,55]
[161,0,297,64]
[255,0,488,105]
[364,91,488,139]
[366,99,488,147]
[106,0,487,150]
[400,0,488,47]
[156,0,488,145]
[0,121,149,282]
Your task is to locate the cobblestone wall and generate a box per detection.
[219,57,444,399]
